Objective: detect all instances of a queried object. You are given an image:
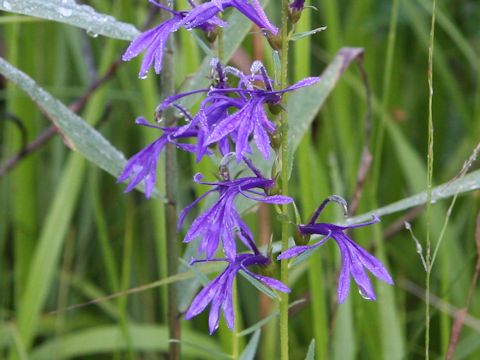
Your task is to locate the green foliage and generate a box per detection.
[1,0,479,359]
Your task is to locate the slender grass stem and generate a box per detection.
[218,26,225,63]
[279,1,290,359]
[425,0,437,358]
[161,1,180,359]
[371,0,399,191]
[232,279,240,360]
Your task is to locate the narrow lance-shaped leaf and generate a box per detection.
[30,325,222,359]
[286,47,364,176]
[0,0,139,41]
[239,330,262,360]
[343,168,480,227]
[305,339,316,360]
[0,57,159,197]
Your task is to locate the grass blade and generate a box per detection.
[0,0,139,40]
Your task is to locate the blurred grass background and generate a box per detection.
[1,0,479,359]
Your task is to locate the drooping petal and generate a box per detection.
[343,234,394,285]
[338,237,376,301]
[186,253,287,333]
[242,269,290,293]
[123,16,181,78]
[337,242,352,304]
[230,0,278,35]
[179,1,225,30]
[118,135,168,198]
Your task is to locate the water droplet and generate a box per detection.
[3,1,12,10]
[139,74,148,80]
[86,29,99,38]
[57,7,73,17]
[358,288,373,300]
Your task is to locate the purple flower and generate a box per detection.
[122,1,225,78]
[278,196,393,303]
[180,0,278,35]
[204,65,320,160]
[178,158,292,260]
[186,253,290,334]
[123,1,277,78]
[159,61,321,161]
[118,117,197,198]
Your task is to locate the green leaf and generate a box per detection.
[239,330,261,360]
[0,57,159,198]
[290,27,327,41]
[286,47,364,176]
[0,0,139,41]
[30,325,221,359]
[238,299,306,337]
[305,339,316,360]
[343,168,480,226]
[239,270,279,300]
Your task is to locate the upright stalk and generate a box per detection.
[216,26,241,359]
[161,1,180,359]
[279,1,290,359]
[425,0,437,358]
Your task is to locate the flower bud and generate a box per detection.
[264,30,282,52]
[288,0,305,24]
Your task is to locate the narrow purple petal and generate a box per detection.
[343,235,394,285]
[337,246,352,304]
[243,269,290,293]
[277,245,315,260]
[230,0,278,35]
[336,235,376,301]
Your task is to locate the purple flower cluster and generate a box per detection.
[123,0,278,78]
[119,0,393,334]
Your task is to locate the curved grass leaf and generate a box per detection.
[286,47,364,176]
[239,270,278,300]
[343,168,480,226]
[0,0,139,41]
[305,339,316,360]
[239,330,261,360]
[30,325,220,359]
[291,27,327,41]
[169,339,232,360]
[0,57,159,197]
[238,299,306,337]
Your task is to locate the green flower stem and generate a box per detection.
[425,0,437,358]
[161,2,180,360]
[279,1,290,359]
[218,26,225,62]
[232,279,240,360]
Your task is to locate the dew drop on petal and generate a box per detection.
[358,288,374,301]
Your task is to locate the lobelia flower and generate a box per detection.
[159,60,321,161]
[181,0,279,36]
[204,62,320,160]
[178,157,292,260]
[123,0,277,78]
[278,196,394,303]
[186,253,290,334]
[118,117,197,198]
[156,59,235,161]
